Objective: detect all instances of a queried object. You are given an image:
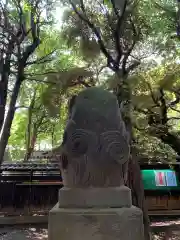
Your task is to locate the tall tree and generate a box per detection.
[60,0,152,238]
[132,62,180,158]
[0,0,55,162]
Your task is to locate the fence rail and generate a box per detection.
[0,162,180,215]
[0,163,62,213]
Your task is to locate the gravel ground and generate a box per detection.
[1,221,180,240]
[152,231,180,239]
[151,218,180,239]
[0,225,48,240]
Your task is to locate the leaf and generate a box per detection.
[134,116,148,129]
[47,67,93,88]
[158,72,177,90]
[62,9,75,22]
[107,73,121,89]
[132,94,154,109]
[103,0,112,8]
[41,67,93,116]
[80,39,100,60]
[61,26,82,46]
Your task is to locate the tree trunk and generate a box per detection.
[115,74,151,240]
[0,77,8,132]
[24,110,32,161]
[0,41,14,133]
[24,92,36,161]
[51,124,55,147]
[24,111,47,161]
[24,123,37,161]
[0,79,22,163]
[127,149,151,240]
[126,134,151,240]
[24,129,37,161]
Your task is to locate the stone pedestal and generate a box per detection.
[48,186,144,240]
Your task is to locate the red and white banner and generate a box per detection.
[155,171,166,186]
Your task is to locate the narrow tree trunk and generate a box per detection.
[24,110,32,161]
[24,128,37,161]
[24,113,46,161]
[24,92,36,161]
[0,79,22,163]
[51,124,55,147]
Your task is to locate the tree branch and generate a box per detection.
[169,106,180,114]
[15,105,29,110]
[168,97,180,108]
[78,76,93,87]
[167,117,180,121]
[159,88,168,124]
[25,49,56,66]
[25,77,57,85]
[126,60,140,73]
[111,0,127,65]
[25,71,59,76]
[69,0,116,70]
[122,17,139,74]
[134,106,149,115]
[145,82,160,106]
[21,2,41,66]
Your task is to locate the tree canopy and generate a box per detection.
[0,0,179,164]
[2,2,180,238]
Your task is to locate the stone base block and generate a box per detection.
[58,186,132,208]
[48,203,144,240]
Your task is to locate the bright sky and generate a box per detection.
[54,5,64,27]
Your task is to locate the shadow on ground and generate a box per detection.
[0,225,48,240]
[1,222,180,239]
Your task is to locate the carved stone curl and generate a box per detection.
[60,87,130,188]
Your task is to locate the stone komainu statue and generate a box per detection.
[59,87,130,188]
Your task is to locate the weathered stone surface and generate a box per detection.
[48,203,144,240]
[60,87,130,187]
[48,87,144,240]
[58,186,132,208]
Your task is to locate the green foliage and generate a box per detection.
[41,67,93,116]
[79,39,100,60]
[6,0,180,162]
[61,0,149,64]
[134,129,177,162]
[131,63,180,110]
[8,111,28,148]
[130,61,180,159]
[8,81,68,160]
